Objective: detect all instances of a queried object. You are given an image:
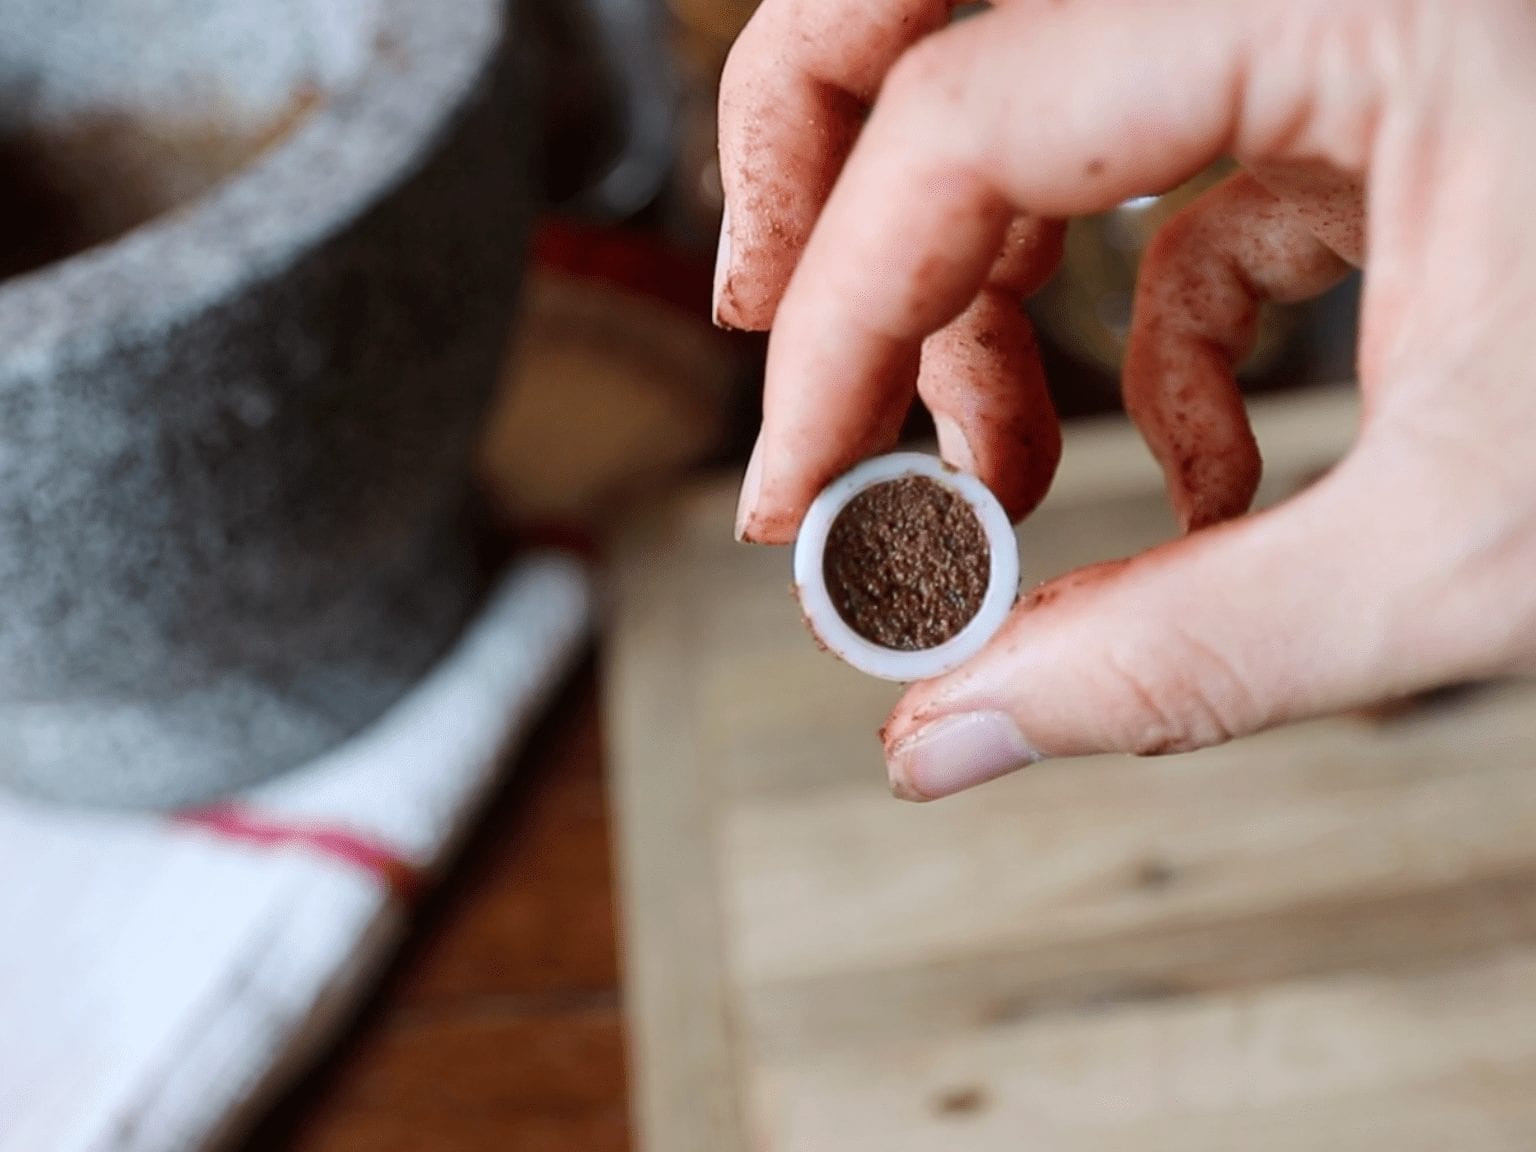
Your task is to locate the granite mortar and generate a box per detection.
[0,0,532,806]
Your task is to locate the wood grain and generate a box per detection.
[603,505,753,1152]
[758,950,1536,1152]
[606,386,1536,1152]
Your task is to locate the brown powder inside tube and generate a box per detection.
[822,475,990,651]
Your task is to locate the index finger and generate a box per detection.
[737,0,1377,543]
[714,0,959,330]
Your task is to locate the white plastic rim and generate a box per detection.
[793,452,1020,682]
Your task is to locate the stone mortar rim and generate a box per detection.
[0,0,506,366]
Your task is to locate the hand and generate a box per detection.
[715,0,1536,799]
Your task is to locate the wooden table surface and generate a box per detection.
[242,660,631,1152]
[607,389,1536,1152]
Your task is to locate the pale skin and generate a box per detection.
[715,0,1536,800]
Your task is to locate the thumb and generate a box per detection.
[882,450,1450,801]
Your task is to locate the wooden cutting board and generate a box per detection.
[604,387,1536,1152]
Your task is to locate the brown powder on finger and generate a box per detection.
[822,475,990,651]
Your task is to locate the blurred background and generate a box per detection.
[14,3,1536,1152]
[506,0,1364,442]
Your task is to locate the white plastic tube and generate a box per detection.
[792,452,1020,682]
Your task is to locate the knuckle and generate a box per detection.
[1104,634,1255,757]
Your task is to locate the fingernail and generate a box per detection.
[712,201,733,326]
[933,414,977,475]
[734,433,764,542]
[886,711,1039,801]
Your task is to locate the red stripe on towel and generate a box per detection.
[175,804,423,901]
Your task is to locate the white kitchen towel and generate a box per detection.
[0,552,593,1152]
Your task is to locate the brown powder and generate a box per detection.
[822,475,990,651]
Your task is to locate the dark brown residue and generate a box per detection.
[934,1086,989,1117]
[1021,583,1061,610]
[823,475,989,650]
[1135,857,1177,890]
